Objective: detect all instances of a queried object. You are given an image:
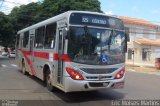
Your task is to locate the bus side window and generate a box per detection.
[23,31,29,48]
[35,26,45,48]
[44,23,57,49]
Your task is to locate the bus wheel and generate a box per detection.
[46,73,54,92]
[21,61,26,75]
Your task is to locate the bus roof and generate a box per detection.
[17,10,120,34]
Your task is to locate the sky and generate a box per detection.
[0,0,160,24]
[0,0,39,14]
[99,0,160,24]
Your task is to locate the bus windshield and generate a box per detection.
[68,26,125,65]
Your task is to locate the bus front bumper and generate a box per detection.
[64,77,125,92]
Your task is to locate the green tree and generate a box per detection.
[7,2,41,47]
[10,2,41,30]
[0,12,14,47]
[9,0,102,30]
[1,0,102,47]
[39,0,102,19]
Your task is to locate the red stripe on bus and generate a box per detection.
[17,49,71,62]
[21,50,49,59]
[24,55,36,75]
[16,49,72,76]
[17,49,71,75]
[34,52,49,59]
[54,53,71,62]
[22,50,36,75]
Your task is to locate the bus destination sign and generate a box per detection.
[70,13,124,30]
[70,13,109,27]
[82,16,107,25]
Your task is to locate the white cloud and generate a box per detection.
[0,0,39,14]
[104,3,115,15]
[105,11,114,15]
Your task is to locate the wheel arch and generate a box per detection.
[22,57,25,64]
[21,57,26,68]
[43,63,54,82]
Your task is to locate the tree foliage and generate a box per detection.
[10,2,41,30]
[0,0,102,47]
[40,0,102,18]
[0,12,14,47]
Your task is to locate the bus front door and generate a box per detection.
[29,36,35,75]
[57,29,64,85]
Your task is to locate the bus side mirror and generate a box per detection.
[63,28,68,39]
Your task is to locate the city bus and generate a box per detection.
[15,11,129,92]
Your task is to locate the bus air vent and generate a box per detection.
[80,68,117,74]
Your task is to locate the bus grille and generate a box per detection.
[89,82,109,87]
[86,76,112,80]
[80,68,117,74]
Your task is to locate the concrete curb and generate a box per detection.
[127,69,160,76]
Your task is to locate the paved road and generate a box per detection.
[0,57,160,106]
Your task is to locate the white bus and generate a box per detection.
[15,11,129,92]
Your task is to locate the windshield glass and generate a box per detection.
[67,26,125,65]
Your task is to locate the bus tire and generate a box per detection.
[46,74,54,91]
[21,59,27,75]
[46,72,54,92]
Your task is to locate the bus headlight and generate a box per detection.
[66,67,84,80]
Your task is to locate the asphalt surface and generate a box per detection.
[0,56,160,106]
